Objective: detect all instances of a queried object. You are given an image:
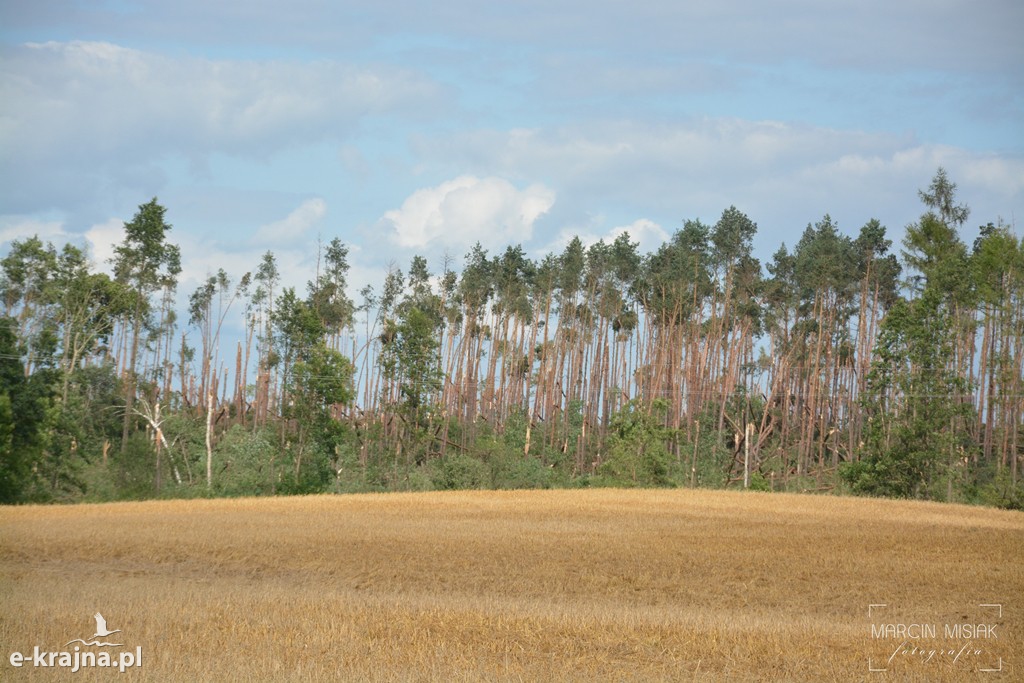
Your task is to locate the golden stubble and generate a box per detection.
[1,489,1021,681]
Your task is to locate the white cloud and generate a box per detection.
[83,219,124,273]
[0,41,442,213]
[253,198,327,245]
[608,219,671,253]
[4,40,438,154]
[417,120,900,187]
[0,216,67,245]
[540,218,671,259]
[414,120,1024,251]
[0,215,126,276]
[382,175,555,250]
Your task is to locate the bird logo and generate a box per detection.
[65,613,123,647]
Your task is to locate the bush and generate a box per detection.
[404,466,435,492]
[109,432,158,500]
[79,459,118,502]
[974,469,1024,511]
[748,471,772,492]
[593,400,675,488]
[470,433,554,490]
[491,452,553,489]
[212,426,277,497]
[432,453,490,490]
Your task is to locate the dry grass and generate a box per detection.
[1,489,1021,681]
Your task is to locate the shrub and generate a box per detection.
[212,425,276,497]
[594,400,675,488]
[491,452,553,489]
[432,453,490,490]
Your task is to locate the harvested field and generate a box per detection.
[1,489,1021,681]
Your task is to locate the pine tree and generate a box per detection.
[111,199,180,452]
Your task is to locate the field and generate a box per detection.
[1,489,1021,681]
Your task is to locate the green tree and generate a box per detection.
[971,222,1024,485]
[596,399,675,487]
[271,287,325,395]
[0,237,60,373]
[111,198,180,452]
[844,170,977,500]
[383,303,443,425]
[287,343,354,490]
[844,289,972,498]
[309,237,355,349]
[52,245,128,402]
[0,317,56,502]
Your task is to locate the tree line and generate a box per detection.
[1,169,1021,506]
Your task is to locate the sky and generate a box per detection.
[2,0,1023,307]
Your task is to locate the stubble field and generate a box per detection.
[1,489,1021,681]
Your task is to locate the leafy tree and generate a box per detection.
[918,166,970,228]
[596,399,676,487]
[111,198,180,451]
[845,170,977,499]
[1,237,60,367]
[0,317,56,502]
[383,304,443,425]
[309,237,355,347]
[971,222,1024,482]
[286,343,354,489]
[844,289,972,498]
[52,245,128,401]
[271,287,325,391]
[212,425,277,496]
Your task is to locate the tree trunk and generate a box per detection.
[205,384,215,488]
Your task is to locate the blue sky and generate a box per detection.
[2,0,1023,302]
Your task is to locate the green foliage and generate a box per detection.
[272,288,326,376]
[637,220,712,326]
[855,218,901,308]
[107,432,157,500]
[112,199,181,293]
[157,411,206,488]
[308,237,356,335]
[380,304,443,425]
[847,173,979,501]
[845,291,974,499]
[491,454,554,489]
[432,453,491,490]
[794,214,857,300]
[918,167,970,228]
[471,431,555,490]
[687,411,733,489]
[1,185,1019,509]
[748,471,772,492]
[37,363,125,499]
[974,469,1024,511]
[290,345,354,415]
[277,441,333,495]
[0,317,58,503]
[594,399,675,488]
[712,206,757,269]
[1,237,60,367]
[213,425,277,497]
[0,392,18,503]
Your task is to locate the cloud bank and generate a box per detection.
[253,198,327,245]
[382,176,555,251]
[0,40,442,213]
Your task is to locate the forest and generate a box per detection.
[1,169,1021,507]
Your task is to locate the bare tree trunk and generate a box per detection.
[122,321,138,445]
[206,383,215,489]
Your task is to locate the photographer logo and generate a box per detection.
[8,612,142,674]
